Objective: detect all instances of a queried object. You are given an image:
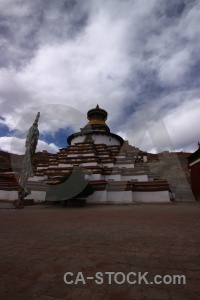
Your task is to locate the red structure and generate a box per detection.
[188,143,200,200]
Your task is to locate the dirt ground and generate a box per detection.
[0,201,200,300]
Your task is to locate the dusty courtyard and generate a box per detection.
[0,201,200,300]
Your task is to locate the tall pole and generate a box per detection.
[15,112,40,208]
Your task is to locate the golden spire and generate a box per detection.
[86,105,109,128]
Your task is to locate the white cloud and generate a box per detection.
[0,0,199,153]
[0,8,132,132]
[0,136,58,154]
[119,91,200,153]
[164,98,200,151]
[158,49,191,84]
[0,0,32,17]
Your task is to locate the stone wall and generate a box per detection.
[148,152,194,201]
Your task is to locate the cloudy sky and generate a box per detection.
[0,0,199,154]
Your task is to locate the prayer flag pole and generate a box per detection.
[15,112,40,208]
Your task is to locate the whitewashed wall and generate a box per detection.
[82,162,98,166]
[115,163,134,168]
[0,190,46,202]
[37,166,48,170]
[121,175,148,182]
[87,190,170,204]
[91,174,104,180]
[106,174,121,181]
[71,134,121,146]
[58,163,72,167]
[143,156,148,162]
[107,191,132,203]
[103,163,114,167]
[81,153,95,156]
[132,191,170,202]
[0,190,17,201]
[87,190,107,203]
[29,176,44,182]
[26,191,46,202]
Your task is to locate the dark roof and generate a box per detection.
[187,148,200,164]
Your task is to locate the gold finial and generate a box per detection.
[96,104,99,109]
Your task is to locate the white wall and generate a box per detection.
[58,164,73,167]
[37,166,48,170]
[29,176,44,182]
[77,190,171,204]
[132,191,170,202]
[91,174,104,180]
[107,191,132,203]
[71,134,121,146]
[26,191,46,202]
[115,163,134,168]
[121,175,148,182]
[103,163,114,167]
[87,190,107,203]
[87,190,170,204]
[0,190,17,201]
[82,162,98,166]
[143,156,148,162]
[106,174,121,181]
[0,190,46,202]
